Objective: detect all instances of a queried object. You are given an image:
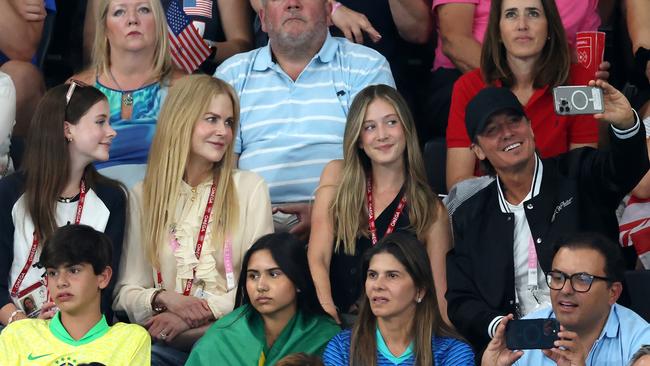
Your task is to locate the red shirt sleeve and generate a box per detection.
[446,69,486,148]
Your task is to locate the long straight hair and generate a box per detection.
[331,85,439,255]
[142,75,240,268]
[481,0,570,88]
[350,233,461,366]
[22,83,123,241]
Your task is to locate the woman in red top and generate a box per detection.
[445,0,600,191]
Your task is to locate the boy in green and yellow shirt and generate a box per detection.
[0,225,150,365]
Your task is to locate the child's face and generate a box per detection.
[45,263,111,316]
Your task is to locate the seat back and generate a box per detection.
[424,137,447,195]
[624,270,650,322]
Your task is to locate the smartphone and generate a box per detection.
[505,318,560,350]
[553,86,604,115]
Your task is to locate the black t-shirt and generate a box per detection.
[329,188,413,312]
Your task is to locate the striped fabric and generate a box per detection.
[322,329,475,366]
[183,0,212,18]
[215,33,394,203]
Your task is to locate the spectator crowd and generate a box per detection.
[0,0,649,365]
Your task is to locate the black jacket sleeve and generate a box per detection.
[446,211,508,352]
[96,183,127,324]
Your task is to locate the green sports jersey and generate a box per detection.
[0,313,151,365]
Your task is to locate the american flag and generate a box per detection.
[164,0,211,73]
[183,0,212,18]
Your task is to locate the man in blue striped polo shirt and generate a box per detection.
[215,0,394,239]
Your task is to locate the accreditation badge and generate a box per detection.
[13,281,48,318]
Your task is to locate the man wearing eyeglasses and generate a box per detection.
[481,232,650,366]
[446,81,650,353]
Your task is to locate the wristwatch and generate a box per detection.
[151,289,167,314]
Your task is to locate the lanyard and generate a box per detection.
[11,180,87,298]
[157,183,236,295]
[366,177,407,246]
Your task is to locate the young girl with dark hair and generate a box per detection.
[0,82,126,326]
[186,232,340,365]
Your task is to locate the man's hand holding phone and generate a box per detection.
[482,315,587,366]
[589,79,637,130]
[481,314,524,366]
[553,80,637,131]
[541,326,588,366]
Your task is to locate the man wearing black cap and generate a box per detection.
[446,80,649,353]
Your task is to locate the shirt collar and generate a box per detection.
[497,154,543,213]
[252,32,336,71]
[49,312,110,346]
[598,304,620,339]
[376,326,414,363]
[492,79,549,106]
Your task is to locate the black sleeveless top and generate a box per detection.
[329,189,413,312]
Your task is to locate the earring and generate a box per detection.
[416,297,422,304]
[67,137,73,143]
[296,288,301,293]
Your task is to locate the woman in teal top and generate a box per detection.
[323,232,474,366]
[74,0,184,187]
[186,233,340,366]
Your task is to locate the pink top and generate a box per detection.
[432,0,490,70]
[432,0,601,71]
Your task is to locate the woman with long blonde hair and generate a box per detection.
[114,75,273,364]
[74,0,184,187]
[308,84,452,325]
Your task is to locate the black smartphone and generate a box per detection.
[553,86,604,115]
[505,318,560,350]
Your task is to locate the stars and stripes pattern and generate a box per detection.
[164,0,211,73]
[183,0,212,18]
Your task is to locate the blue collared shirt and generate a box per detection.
[515,304,650,366]
[215,32,395,203]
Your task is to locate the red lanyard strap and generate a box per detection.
[158,183,218,296]
[366,177,407,246]
[11,180,87,297]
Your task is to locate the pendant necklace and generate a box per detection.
[107,69,147,106]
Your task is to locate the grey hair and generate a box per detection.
[630,345,650,366]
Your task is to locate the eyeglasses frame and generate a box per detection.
[545,270,614,293]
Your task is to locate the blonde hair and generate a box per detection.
[92,0,172,81]
[331,85,439,255]
[142,75,240,268]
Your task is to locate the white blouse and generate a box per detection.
[113,170,274,323]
